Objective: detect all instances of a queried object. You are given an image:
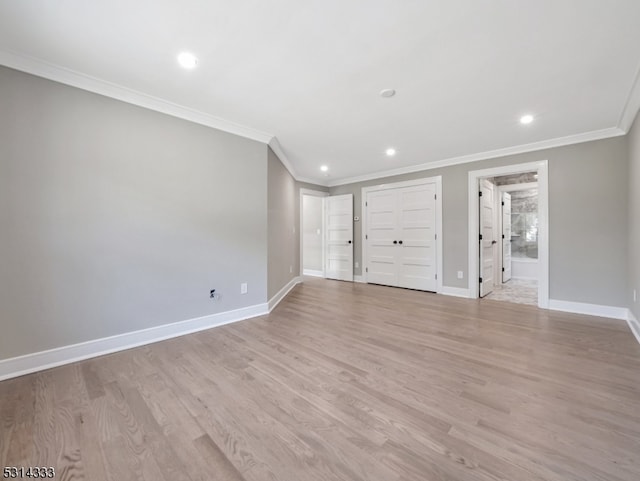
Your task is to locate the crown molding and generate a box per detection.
[2,50,634,189]
[617,62,640,133]
[0,49,274,144]
[268,137,298,178]
[327,127,624,187]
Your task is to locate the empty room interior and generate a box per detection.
[2,2,640,480]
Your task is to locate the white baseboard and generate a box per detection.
[548,299,628,320]
[0,303,269,382]
[627,310,640,346]
[353,275,365,284]
[302,269,324,277]
[268,276,302,312]
[440,286,471,298]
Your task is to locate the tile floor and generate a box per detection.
[484,278,538,306]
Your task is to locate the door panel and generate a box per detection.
[397,184,437,291]
[325,194,353,281]
[479,179,495,297]
[366,190,398,285]
[502,192,512,282]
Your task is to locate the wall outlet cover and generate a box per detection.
[457,271,464,279]
[241,283,248,294]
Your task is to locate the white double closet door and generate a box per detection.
[366,183,437,292]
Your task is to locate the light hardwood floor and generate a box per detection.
[2,277,640,481]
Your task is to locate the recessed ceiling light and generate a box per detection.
[380,89,396,98]
[320,165,328,172]
[520,114,534,125]
[177,52,198,69]
[385,148,396,156]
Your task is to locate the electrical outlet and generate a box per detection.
[241,283,248,294]
[457,271,464,279]
[355,261,359,268]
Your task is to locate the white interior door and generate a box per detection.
[479,179,495,297]
[502,192,512,283]
[325,194,353,281]
[396,184,437,291]
[366,190,397,285]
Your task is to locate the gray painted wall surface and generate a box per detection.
[267,148,297,298]
[302,195,323,271]
[330,136,628,307]
[629,113,640,319]
[0,66,268,360]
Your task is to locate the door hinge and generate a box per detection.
[501,201,504,206]
[366,267,368,273]
[365,234,368,240]
[479,234,483,241]
[434,194,437,200]
[435,233,437,240]
[502,267,505,272]
[365,201,368,207]
[479,277,483,283]
[479,191,483,197]
[502,234,505,239]
[435,273,438,280]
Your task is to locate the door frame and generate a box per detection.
[361,176,443,293]
[467,161,549,308]
[299,188,329,278]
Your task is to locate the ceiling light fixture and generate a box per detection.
[380,89,396,98]
[177,52,198,69]
[385,148,396,156]
[320,165,328,172]
[520,114,534,125]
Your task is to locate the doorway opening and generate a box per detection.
[299,189,328,278]
[468,161,549,308]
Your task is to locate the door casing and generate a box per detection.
[467,161,549,308]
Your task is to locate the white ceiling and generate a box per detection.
[1,1,640,186]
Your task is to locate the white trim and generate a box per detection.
[511,276,538,281]
[618,63,640,133]
[361,176,443,293]
[303,269,324,277]
[627,310,640,346]
[299,189,329,280]
[440,286,471,298]
[468,161,549,309]
[353,275,365,283]
[510,257,538,264]
[268,276,302,312]
[0,50,274,145]
[548,300,628,321]
[0,303,268,382]
[328,128,623,187]
[268,137,299,183]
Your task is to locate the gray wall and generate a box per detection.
[629,112,640,319]
[267,148,298,298]
[0,66,268,360]
[330,136,628,307]
[302,195,323,271]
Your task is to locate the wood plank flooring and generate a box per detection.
[2,277,640,481]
